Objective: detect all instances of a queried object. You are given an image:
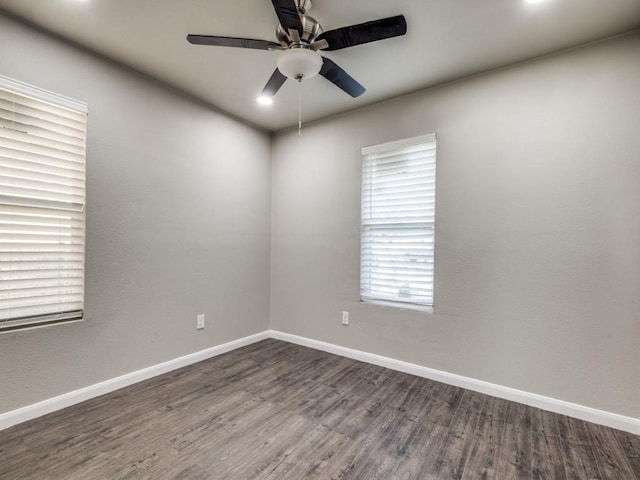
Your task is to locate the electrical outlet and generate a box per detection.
[196,314,205,330]
[342,311,349,326]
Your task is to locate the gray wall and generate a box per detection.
[0,15,272,413]
[1,10,638,421]
[271,32,640,418]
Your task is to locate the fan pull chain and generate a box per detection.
[298,79,303,136]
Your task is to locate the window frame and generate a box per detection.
[0,74,88,333]
[359,133,437,312]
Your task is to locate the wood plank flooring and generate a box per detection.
[1,339,638,479]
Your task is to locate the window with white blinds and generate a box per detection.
[360,133,436,310]
[0,75,87,332]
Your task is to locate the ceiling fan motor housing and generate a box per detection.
[276,15,323,46]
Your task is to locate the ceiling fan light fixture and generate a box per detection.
[187,2,407,99]
[277,48,323,81]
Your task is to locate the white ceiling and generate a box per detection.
[0,0,639,132]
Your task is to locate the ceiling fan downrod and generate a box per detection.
[275,0,322,47]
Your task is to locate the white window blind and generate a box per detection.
[360,133,436,309]
[0,75,87,332]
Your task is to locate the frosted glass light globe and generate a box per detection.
[277,48,323,80]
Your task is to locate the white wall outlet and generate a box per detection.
[196,314,205,330]
[342,311,350,326]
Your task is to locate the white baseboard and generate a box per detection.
[0,331,269,432]
[269,330,640,435]
[3,329,638,436]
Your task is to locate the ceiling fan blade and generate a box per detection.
[271,0,304,36]
[316,15,407,51]
[261,69,288,97]
[187,35,280,50]
[319,57,366,98]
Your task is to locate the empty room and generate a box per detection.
[0,0,639,478]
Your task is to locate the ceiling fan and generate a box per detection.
[187,0,407,99]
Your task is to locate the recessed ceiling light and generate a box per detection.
[257,96,273,106]
[526,0,546,3]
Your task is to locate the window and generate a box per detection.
[360,133,436,310]
[0,75,87,332]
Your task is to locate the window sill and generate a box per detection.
[360,299,434,314]
[0,314,84,334]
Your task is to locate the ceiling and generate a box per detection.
[0,0,639,132]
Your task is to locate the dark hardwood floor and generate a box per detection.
[1,339,638,479]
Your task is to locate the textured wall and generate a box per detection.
[0,15,272,413]
[271,32,640,418]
